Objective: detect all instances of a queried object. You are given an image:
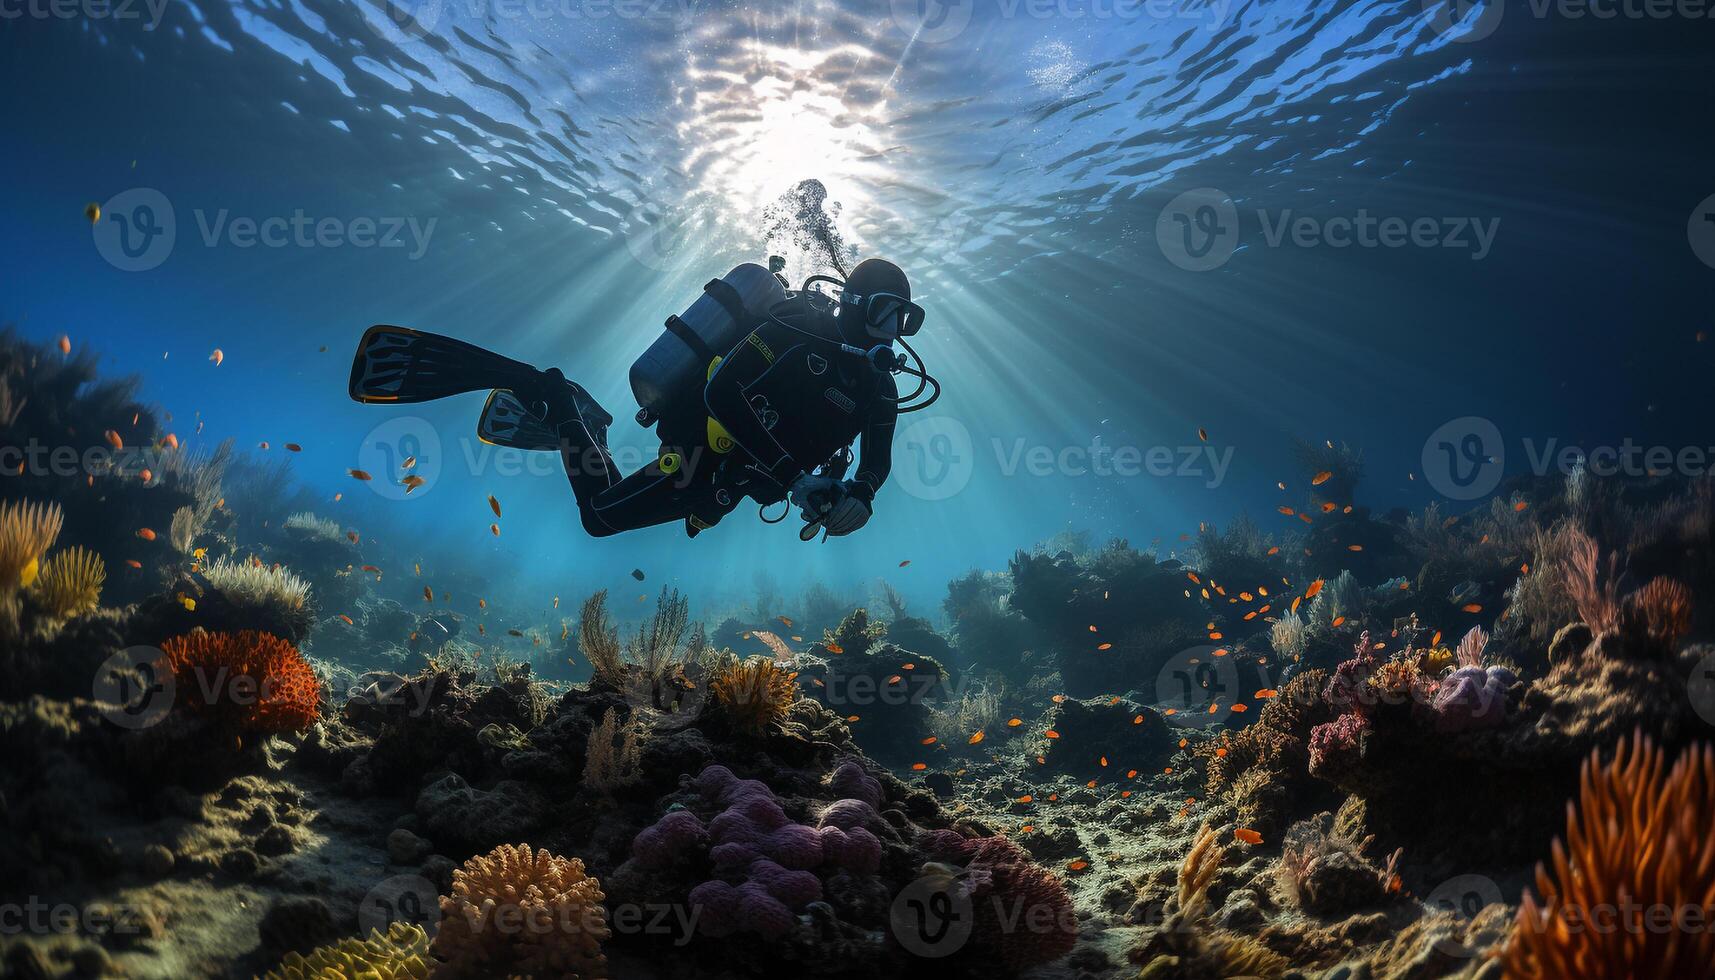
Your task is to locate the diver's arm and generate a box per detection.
[704,322,805,488]
[850,373,899,504]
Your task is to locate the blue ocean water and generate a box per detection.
[2,0,1709,617]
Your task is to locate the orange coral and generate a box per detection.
[709,656,799,734]
[433,843,609,979]
[1505,731,1715,979]
[160,630,320,734]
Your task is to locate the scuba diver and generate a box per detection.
[349,256,937,541]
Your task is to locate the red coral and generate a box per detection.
[161,630,320,734]
[920,831,1077,970]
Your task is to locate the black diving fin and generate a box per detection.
[478,385,614,452]
[349,325,541,404]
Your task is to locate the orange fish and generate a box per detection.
[347,531,360,543]
[490,523,500,536]
[1097,642,1113,651]
[1305,579,1325,598]
[125,559,142,569]
[1067,860,1090,872]
[899,559,911,567]
[209,349,224,366]
[911,762,927,771]
[1044,729,1060,739]
[489,494,502,518]
[1017,794,1033,803]
[361,565,380,573]
[1278,506,1295,516]
[136,527,156,541]
[337,614,354,625]
[1234,828,1263,845]
[162,433,180,450]
[348,469,372,481]
[1197,427,1208,442]
[1267,546,1279,556]
[1051,694,1067,703]
[138,468,152,483]
[824,642,844,655]
[1331,616,1346,627]
[285,443,302,452]
[886,674,903,685]
[479,598,487,609]
[847,714,860,722]
[423,586,434,602]
[402,475,426,493]
[1462,603,1483,613]
[921,736,937,745]
[968,731,985,744]
[1255,689,1279,699]
[1321,502,1337,513]
[1514,500,1529,512]
[58,335,71,354]
[104,430,123,450]
[1348,544,1364,552]
[259,441,270,450]
[1312,470,1332,486]
[1007,718,1023,727]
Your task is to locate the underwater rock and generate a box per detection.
[1039,695,1174,784]
[796,637,946,766]
[256,895,342,959]
[415,774,551,852]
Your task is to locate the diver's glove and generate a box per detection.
[788,473,842,521]
[820,481,873,536]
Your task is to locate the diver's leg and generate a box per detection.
[578,460,705,537]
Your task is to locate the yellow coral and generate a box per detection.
[0,499,63,591]
[709,655,799,734]
[433,843,610,979]
[31,546,104,618]
[262,922,431,980]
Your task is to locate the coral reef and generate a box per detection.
[29,544,104,619]
[918,828,1077,971]
[433,843,611,979]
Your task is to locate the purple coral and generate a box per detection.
[1324,631,1380,716]
[829,760,882,808]
[818,825,882,873]
[816,798,880,832]
[632,809,708,869]
[688,880,740,937]
[764,823,825,870]
[1429,665,1513,733]
[746,858,823,906]
[694,764,737,798]
[735,882,796,938]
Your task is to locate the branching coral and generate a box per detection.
[577,590,624,689]
[0,498,62,591]
[1134,826,1287,979]
[262,922,431,980]
[709,656,799,734]
[1505,732,1715,979]
[282,510,345,542]
[160,630,321,734]
[582,707,642,793]
[433,843,610,979]
[30,546,104,619]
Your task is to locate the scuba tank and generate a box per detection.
[629,263,786,427]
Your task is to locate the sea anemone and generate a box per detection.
[160,630,320,734]
[201,556,314,637]
[261,922,431,980]
[1504,731,1715,979]
[709,656,799,734]
[30,546,104,619]
[0,499,63,591]
[432,843,610,979]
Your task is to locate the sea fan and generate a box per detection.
[1505,731,1715,979]
[0,499,63,591]
[31,546,104,619]
[433,844,610,979]
[710,656,799,734]
[160,630,320,734]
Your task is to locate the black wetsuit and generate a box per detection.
[556,307,898,537]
